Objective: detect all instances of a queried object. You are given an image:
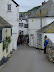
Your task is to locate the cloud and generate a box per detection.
[15,0,48,12]
[19,5,34,12]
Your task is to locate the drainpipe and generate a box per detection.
[40,9,42,29]
[17,6,19,37]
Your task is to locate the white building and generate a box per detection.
[28,0,54,49]
[0,0,19,50]
[37,21,54,49]
[19,14,28,35]
[0,16,12,61]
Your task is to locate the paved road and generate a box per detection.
[0,44,54,72]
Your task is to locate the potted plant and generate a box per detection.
[7,36,11,44]
[3,40,8,51]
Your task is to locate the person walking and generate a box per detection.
[44,38,50,54]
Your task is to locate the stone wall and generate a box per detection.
[46,42,54,62]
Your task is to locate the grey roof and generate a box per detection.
[19,14,28,20]
[29,0,54,18]
[37,21,54,33]
[0,16,12,27]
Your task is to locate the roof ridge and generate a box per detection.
[29,0,53,17]
[37,21,54,33]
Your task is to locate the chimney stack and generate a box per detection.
[42,1,46,5]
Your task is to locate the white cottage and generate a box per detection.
[19,14,28,36]
[28,0,54,48]
[0,0,19,50]
[37,21,54,49]
[0,16,12,61]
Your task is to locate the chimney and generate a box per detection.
[42,1,46,5]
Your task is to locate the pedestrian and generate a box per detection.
[27,37,29,45]
[44,38,50,54]
[17,40,18,46]
[18,39,20,45]
[20,38,22,45]
[17,37,20,45]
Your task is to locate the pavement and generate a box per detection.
[0,44,54,72]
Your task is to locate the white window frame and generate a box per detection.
[7,4,11,12]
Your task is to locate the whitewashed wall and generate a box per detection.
[28,18,40,30]
[2,28,11,40]
[2,28,12,58]
[42,17,54,27]
[0,43,3,61]
[44,33,54,43]
[28,17,54,30]
[0,0,19,50]
[28,17,54,47]
[28,18,41,47]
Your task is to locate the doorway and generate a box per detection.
[30,34,34,46]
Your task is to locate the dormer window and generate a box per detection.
[7,4,11,12]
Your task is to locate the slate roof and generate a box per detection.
[29,0,54,18]
[37,21,54,33]
[0,16,12,27]
[19,14,28,20]
[11,0,19,7]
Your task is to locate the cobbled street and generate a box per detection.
[0,44,54,72]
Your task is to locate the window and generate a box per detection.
[19,23,23,27]
[22,31,23,35]
[7,4,11,11]
[11,28,12,36]
[19,30,23,35]
[24,24,28,28]
[19,30,21,35]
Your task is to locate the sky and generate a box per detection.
[15,0,48,12]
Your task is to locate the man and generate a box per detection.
[44,38,50,54]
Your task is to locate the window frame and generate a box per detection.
[19,23,23,27]
[24,24,28,28]
[7,4,12,12]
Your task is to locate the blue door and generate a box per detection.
[0,28,2,43]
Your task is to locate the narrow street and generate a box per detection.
[0,44,54,72]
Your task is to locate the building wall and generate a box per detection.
[44,33,54,43]
[0,43,3,61]
[2,28,11,40]
[3,42,12,57]
[42,17,54,27]
[0,0,19,21]
[2,28,12,58]
[28,18,41,47]
[28,17,54,30]
[28,18,40,30]
[0,0,19,50]
[28,17,54,47]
